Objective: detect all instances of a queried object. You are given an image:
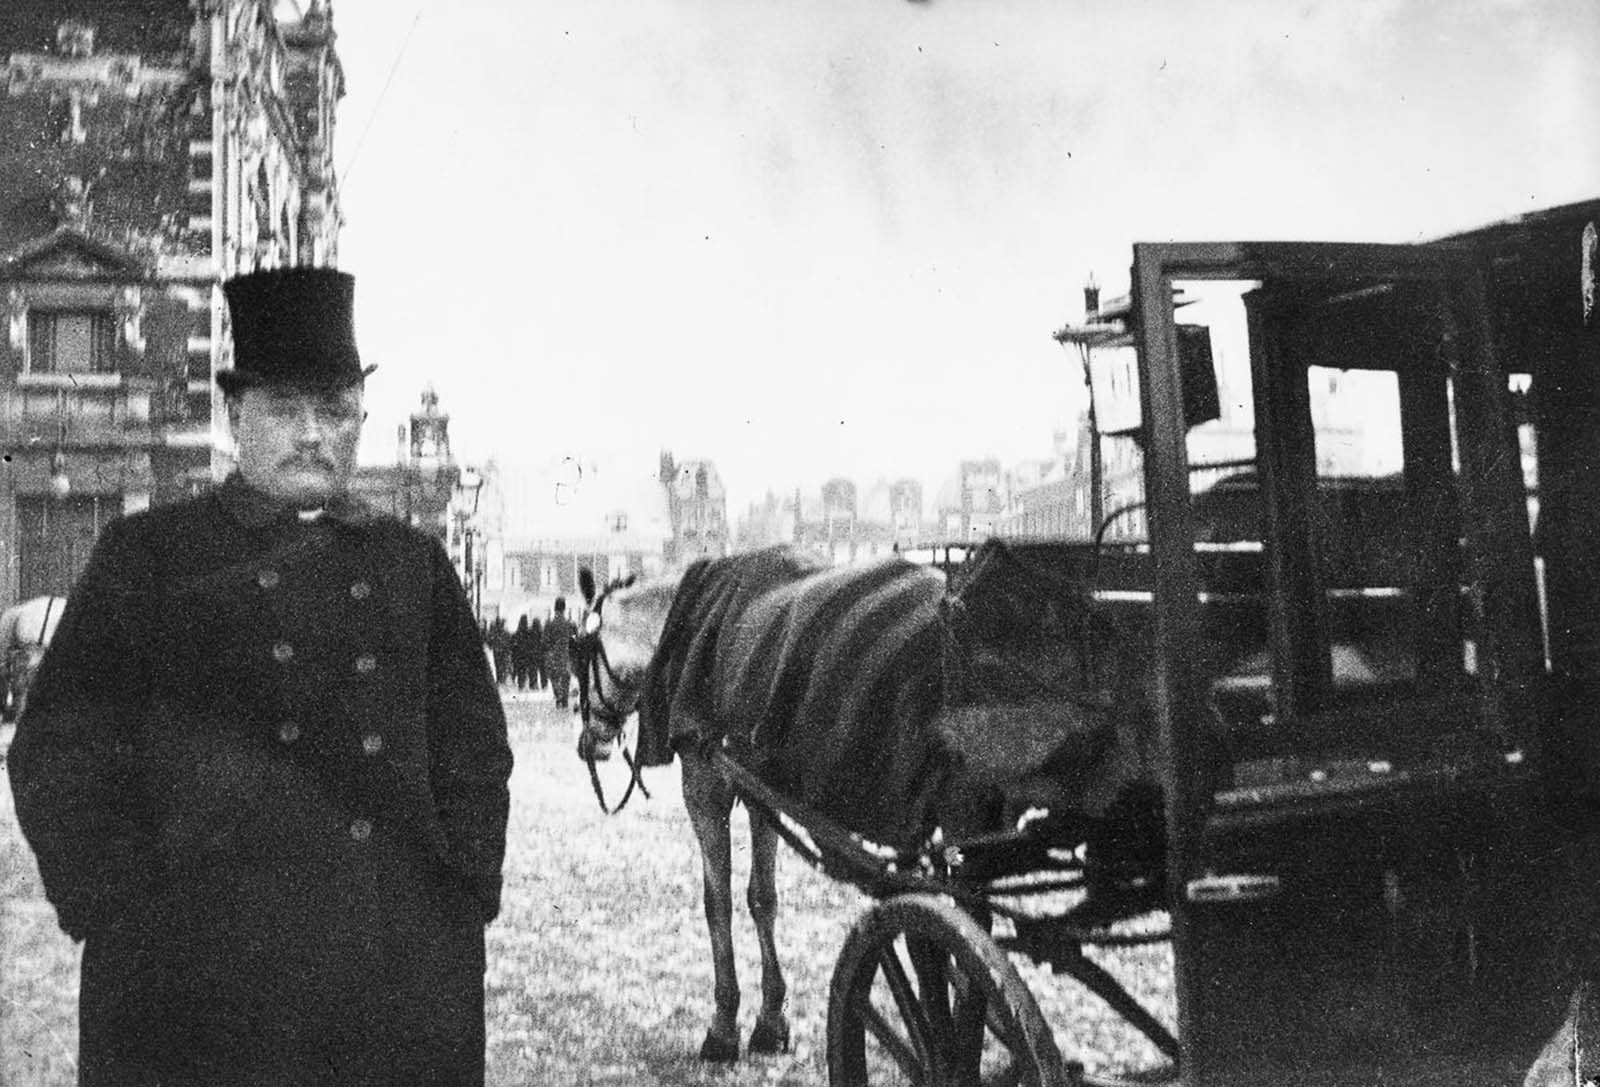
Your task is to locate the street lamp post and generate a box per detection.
[463,525,477,622]
[454,467,485,624]
[1055,277,1120,541]
[473,542,485,626]
[1077,279,1104,536]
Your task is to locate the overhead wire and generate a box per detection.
[338,5,426,195]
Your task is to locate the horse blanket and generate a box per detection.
[637,545,1146,852]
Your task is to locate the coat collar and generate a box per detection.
[216,472,376,529]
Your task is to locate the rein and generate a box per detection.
[37,596,59,647]
[573,619,651,816]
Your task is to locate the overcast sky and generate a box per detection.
[328,0,1597,515]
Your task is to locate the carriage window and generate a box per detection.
[1305,365,1427,694]
[1308,367,1402,478]
[1213,270,1541,766]
[1056,283,1258,547]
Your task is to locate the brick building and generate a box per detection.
[933,457,1004,541]
[658,450,729,564]
[0,0,344,603]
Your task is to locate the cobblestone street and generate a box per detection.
[0,694,872,1086]
[0,692,1169,1085]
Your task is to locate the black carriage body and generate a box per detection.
[1123,207,1600,1085]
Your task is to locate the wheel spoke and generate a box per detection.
[959,963,1028,1059]
[828,897,1063,1087]
[908,934,956,1045]
[857,991,925,1082]
[879,941,936,1075]
[951,971,989,1074]
[955,970,1030,1086]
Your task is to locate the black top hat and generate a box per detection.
[216,267,377,395]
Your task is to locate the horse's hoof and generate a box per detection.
[698,1031,739,1063]
[748,1018,791,1055]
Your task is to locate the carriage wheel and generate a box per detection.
[828,893,1069,1087]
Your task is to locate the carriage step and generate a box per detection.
[1184,872,1281,903]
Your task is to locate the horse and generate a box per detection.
[0,595,66,722]
[573,542,1157,1063]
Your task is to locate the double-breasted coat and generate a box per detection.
[7,475,513,1086]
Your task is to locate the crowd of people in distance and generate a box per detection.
[481,596,580,708]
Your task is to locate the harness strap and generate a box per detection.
[583,739,649,815]
[576,635,651,815]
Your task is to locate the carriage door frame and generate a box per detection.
[1132,240,1537,1085]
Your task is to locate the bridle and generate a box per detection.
[572,574,651,815]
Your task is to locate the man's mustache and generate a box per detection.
[281,456,336,471]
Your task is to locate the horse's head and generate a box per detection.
[573,565,679,745]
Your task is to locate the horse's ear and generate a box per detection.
[578,567,597,606]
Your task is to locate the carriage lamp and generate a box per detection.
[47,451,70,501]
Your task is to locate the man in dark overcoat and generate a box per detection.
[544,597,577,709]
[509,615,532,689]
[528,615,545,689]
[7,267,513,1086]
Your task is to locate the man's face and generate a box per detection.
[231,383,365,507]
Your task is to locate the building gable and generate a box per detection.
[0,228,147,282]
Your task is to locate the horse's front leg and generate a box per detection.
[682,750,741,1062]
[746,808,790,1054]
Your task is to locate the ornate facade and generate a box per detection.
[351,388,458,544]
[658,450,729,564]
[0,0,344,602]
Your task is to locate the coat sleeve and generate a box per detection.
[424,538,512,924]
[6,518,156,940]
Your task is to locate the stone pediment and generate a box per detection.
[0,228,147,282]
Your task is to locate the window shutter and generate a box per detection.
[92,312,114,372]
[27,313,52,372]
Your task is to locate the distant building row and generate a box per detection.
[453,450,732,626]
[733,460,1020,563]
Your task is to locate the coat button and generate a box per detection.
[278,721,301,743]
[350,818,373,842]
[272,642,294,663]
[361,733,384,756]
[350,580,372,600]
[257,569,281,590]
[354,653,377,675]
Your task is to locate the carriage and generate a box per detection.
[584,199,1600,1085]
